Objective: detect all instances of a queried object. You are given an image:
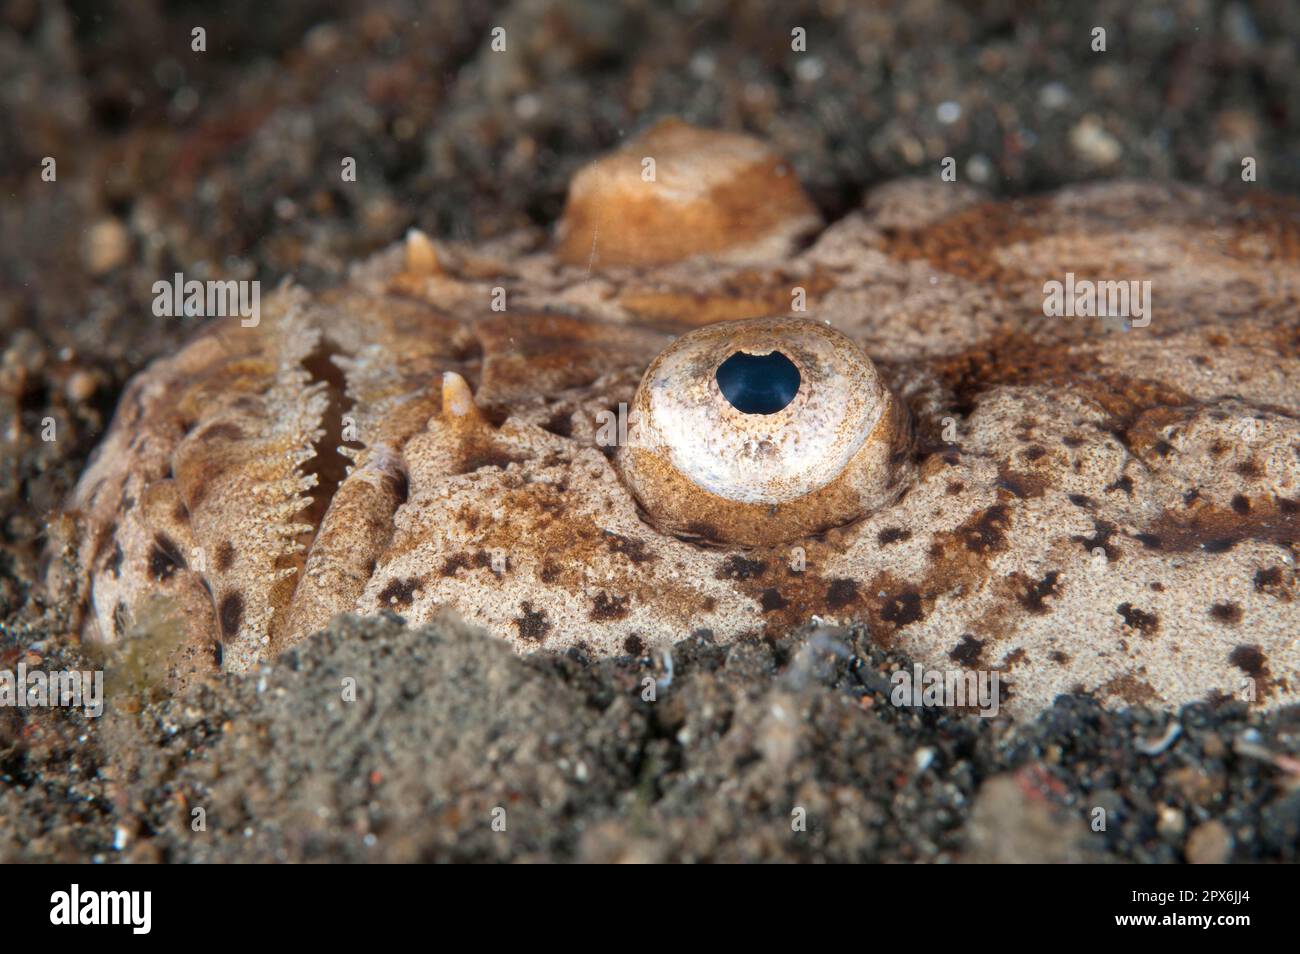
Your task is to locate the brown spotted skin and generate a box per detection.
[49,123,1300,716]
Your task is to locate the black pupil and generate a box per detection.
[715,350,801,415]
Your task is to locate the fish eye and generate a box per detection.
[616,317,914,545]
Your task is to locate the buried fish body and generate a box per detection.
[48,120,1300,716]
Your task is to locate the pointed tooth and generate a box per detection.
[441,371,485,426]
[404,228,442,275]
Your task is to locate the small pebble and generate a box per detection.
[65,370,100,403]
[966,154,993,184]
[85,218,130,275]
[1156,804,1185,840]
[1038,81,1071,110]
[1070,116,1122,166]
[1185,820,1232,864]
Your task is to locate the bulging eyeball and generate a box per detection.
[616,317,914,545]
[555,118,821,269]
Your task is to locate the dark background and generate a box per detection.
[4,0,1299,361]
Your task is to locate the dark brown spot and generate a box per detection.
[1117,602,1159,636]
[1100,673,1158,705]
[877,527,912,546]
[959,504,1010,555]
[623,634,645,656]
[1231,494,1251,515]
[1228,644,1267,678]
[441,551,497,578]
[1072,520,1117,561]
[759,588,790,612]
[378,577,421,607]
[1254,566,1286,596]
[1209,602,1242,625]
[825,578,859,610]
[996,468,1045,499]
[604,531,654,564]
[218,592,243,639]
[1016,571,1060,614]
[948,634,984,666]
[880,590,923,627]
[515,602,551,642]
[716,555,767,581]
[590,591,630,621]
[215,540,236,572]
